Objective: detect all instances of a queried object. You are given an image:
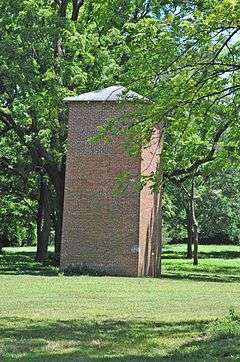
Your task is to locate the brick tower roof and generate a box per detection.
[64,85,145,102]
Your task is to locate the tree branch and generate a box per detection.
[211,29,239,64]
[166,119,233,180]
[71,0,84,21]
[0,109,63,201]
[58,0,69,18]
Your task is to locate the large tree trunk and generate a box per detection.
[48,190,63,263]
[51,165,65,261]
[36,177,51,262]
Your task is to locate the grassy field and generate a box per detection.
[0,244,239,361]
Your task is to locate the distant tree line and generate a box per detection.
[164,170,240,248]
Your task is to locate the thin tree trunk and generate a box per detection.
[193,219,199,265]
[52,165,65,261]
[155,184,164,277]
[54,208,63,258]
[186,207,193,258]
[189,177,199,266]
[36,177,51,262]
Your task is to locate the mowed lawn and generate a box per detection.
[0,244,239,361]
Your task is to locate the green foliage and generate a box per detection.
[0,0,139,244]
[164,171,240,243]
[1,0,240,246]
[207,308,240,339]
[119,1,240,189]
[197,171,240,241]
[0,195,36,246]
[0,126,37,245]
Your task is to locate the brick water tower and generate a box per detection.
[60,85,162,277]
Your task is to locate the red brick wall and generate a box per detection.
[60,102,141,276]
[138,128,161,277]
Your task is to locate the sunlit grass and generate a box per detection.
[0,244,239,361]
[162,244,240,282]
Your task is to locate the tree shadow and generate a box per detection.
[162,249,240,260]
[162,245,240,283]
[199,250,240,259]
[162,250,184,259]
[162,272,240,283]
[0,317,239,361]
[0,250,58,276]
[163,335,240,362]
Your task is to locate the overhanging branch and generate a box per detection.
[165,119,233,181]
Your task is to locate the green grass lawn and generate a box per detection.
[0,244,239,361]
[163,244,240,282]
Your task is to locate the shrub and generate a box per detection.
[207,308,240,339]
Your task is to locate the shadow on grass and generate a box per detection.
[199,250,240,259]
[0,250,58,276]
[162,250,184,259]
[162,249,240,260]
[0,317,239,361]
[1,249,239,282]
[162,246,240,283]
[162,272,240,283]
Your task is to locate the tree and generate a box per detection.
[95,0,240,273]
[0,0,161,255]
[0,1,69,258]
[166,169,240,245]
[0,0,166,260]
[1,1,239,273]
[0,130,37,249]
